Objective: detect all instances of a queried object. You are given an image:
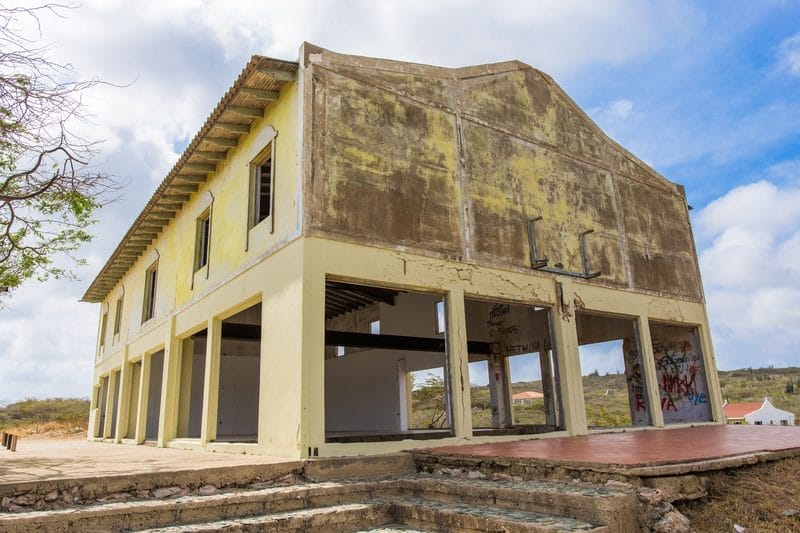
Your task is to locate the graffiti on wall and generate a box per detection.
[622,337,650,426]
[651,324,711,423]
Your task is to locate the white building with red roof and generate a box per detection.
[723,398,795,426]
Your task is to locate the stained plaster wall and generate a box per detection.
[302,49,703,303]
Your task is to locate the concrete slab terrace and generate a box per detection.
[0,439,296,484]
[417,425,800,472]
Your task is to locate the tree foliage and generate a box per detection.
[0,3,116,298]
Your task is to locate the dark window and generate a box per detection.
[195,211,211,271]
[142,262,158,323]
[250,142,274,229]
[113,296,124,336]
[99,311,108,348]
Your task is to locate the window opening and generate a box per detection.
[576,311,650,429]
[250,142,274,230]
[113,296,124,336]
[195,210,211,271]
[99,310,108,349]
[142,262,158,323]
[464,298,563,436]
[324,280,453,443]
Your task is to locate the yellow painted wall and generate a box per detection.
[94,81,299,371]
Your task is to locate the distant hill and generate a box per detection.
[408,366,800,429]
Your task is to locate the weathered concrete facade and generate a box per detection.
[84,44,723,459]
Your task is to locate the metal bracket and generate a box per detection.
[526,217,601,279]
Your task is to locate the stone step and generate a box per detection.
[0,480,394,533]
[382,497,608,532]
[0,476,632,532]
[140,497,605,533]
[404,476,637,531]
[142,502,389,532]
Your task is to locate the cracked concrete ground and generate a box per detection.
[0,439,293,484]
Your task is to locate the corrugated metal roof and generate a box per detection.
[82,55,298,303]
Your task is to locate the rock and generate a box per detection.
[467,470,487,480]
[605,480,633,490]
[8,505,25,513]
[44,491,59,502]
[152,486,181,498]
[437,467,463,477]
[196,485,217,496]
[638,487,666,505]
[653,510,690,533]
[107,492,131,501]
[135,490,150,499]
[782,509,799,517]
[248,482,272,490]
[13,496,32,506]
[1,496,12,507]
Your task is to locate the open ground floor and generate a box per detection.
[89,237,724,459]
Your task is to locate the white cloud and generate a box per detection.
[778,32,800,76]
[697,179,800,369]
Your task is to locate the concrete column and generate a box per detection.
[550,281,587,435]
[445,287,471,439]
[488,348,511,429]
[134,352,152,443]
[298,259,324,456]
[103,371,118,439]
[200,317,222,444]
[637,315,664,428]
[697,318,724,423]
[539,349,558,427]
[158,317,182,446]
[114,346,131,443]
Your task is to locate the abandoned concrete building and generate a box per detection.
[83,43,723,459]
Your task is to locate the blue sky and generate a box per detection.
[1,1,800,401]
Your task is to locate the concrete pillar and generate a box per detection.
[550,281,588,435]
[697,318,724,423]
[158,317,182,446]
[134,352,152,443]
[488,348,511,429]
[539,349,559,427]
[200,317,222,444]
[637,315,664,428]
[298,260,324,456]
[103,371,118,439]
[114,346,131,443]
[445,287,471,439]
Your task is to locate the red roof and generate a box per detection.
[724,401,764,419]
[512,391,544,400]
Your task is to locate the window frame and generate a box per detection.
[113,295,124,336]
[99,309,109,349]
[142,261,158,323]
[194,208,211,272]
[248,141,275,234]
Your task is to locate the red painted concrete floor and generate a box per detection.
[425,425,800,466]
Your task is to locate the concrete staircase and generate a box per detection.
[0,475,637,532]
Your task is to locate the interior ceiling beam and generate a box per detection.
[215,122,250,134]
[324,330,492,355]
[240,87,279,100]
[204,137,239,148]
[228,105,263,118]
[256,67,295,81]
